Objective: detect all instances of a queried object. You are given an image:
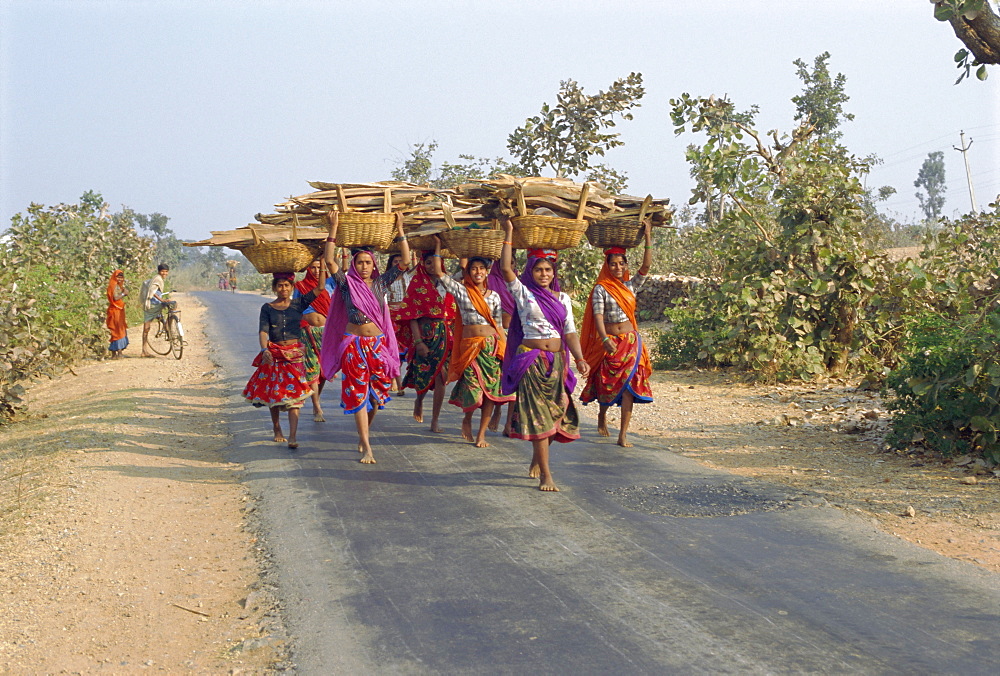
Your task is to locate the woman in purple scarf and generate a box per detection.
[499,217,590,492]
[320,211,410,464]
[486,256,517,435]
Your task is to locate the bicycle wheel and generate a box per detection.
[147,317,172,355]
[168,315,184,360]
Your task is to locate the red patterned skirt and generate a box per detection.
[340,334,392,414]
[243,342,312,410]
[581,330,653,406]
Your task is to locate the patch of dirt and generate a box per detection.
[0,293,287,673]
[579,369,1000,574]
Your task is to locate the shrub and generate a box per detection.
[653,305,708,370]
[886,310,1000,463]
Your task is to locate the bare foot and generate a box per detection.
[503,425,513,438]
[396,389,405,397]
[141,352,155,358]
[413,399,423,423]
[528,463,540,479]
[359,449,376,464]
[358,442,364,454]
[313,411,325,422]
[273,430,286,443]
[539,479,560,492]
[461,417,473,442]
[474,437,489,448]
[430,423,444,433]
[597,412,610,437]
[617,435,633,448]
[288,441,299,450]
[488,408,501,432]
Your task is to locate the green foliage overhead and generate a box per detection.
[791,51,854,139]
[507,73,644,181]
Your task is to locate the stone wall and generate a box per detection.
[635,274,708,321]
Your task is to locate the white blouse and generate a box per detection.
[507,277,576,340]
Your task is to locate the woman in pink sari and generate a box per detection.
[319,211,410,464]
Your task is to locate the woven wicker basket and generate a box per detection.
[240,223,319,274]
[511,215,588,250]
[440,228,505,260]
[337,212,396,249]
[586,217,645,249]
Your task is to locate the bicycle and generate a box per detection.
[146,302,185,359]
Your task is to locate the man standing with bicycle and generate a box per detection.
[140,263,176,357]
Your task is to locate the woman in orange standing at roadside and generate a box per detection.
[106,270,129,359]
[580,222,654,447]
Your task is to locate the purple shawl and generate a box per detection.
[487,258,516,317]
[320,252,402,380]
[500,256,576,395]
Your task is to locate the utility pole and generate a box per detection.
[954,130,978,215]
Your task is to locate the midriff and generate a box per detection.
[605,321,634,335]
[522,337,562,352]
[463,325,498,338]
[303,313,326,327]
[347,322,382,337]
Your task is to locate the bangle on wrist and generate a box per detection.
[503,240,513,246]
[392,235,405,243]
[326,237,337,243]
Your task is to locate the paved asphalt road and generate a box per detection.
[195,291,999,675]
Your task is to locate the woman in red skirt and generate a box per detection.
[243,269,324,449]
[580,222,654,447]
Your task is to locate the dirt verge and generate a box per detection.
[0,293,285,674]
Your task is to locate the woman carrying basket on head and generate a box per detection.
[398,250,458,433]
[580,222,654,448]
[294,258,330,422]
[428,238,514,448]
[319,211,410,464]
[499,218,590,492]
[242,268,325,450]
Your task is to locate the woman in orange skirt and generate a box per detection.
[580,222,654,447]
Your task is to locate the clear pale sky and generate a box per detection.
[2,0,998,241]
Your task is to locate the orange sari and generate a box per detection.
[580,263,652,406]
[447,278,506,384]
[105,270,129,352]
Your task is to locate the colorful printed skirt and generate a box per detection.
[301,324,324,386]
[509,347,580,443]
[402,318,450,394]
[581,330,654,407]
[242,342,312,410]
[449,335,515,412]
[340,333,392,414]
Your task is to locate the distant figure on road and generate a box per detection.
[105,270,129,359]
[140,263,174,358]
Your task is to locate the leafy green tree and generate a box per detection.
[669,57,899,380]
[391,142,520,188]
[914,151,947,222]
[791,52,854,139]
[0,193,154,417]
[507,73,644,182]
[932,0,998,82]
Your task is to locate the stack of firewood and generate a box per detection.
[184,177,672,251]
